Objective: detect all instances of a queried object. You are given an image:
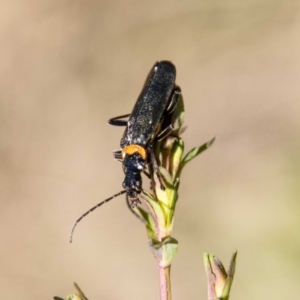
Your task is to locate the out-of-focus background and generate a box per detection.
[1,0,300,299]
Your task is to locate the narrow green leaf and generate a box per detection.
[222,250,238,299]
[135,206,157,240]
[141,191,163,216]
[73,283,88,300]
[171,138,184,180]
[181,136,215,169]
[134,206,151,224]
[159,166,173,186]
[141,191,168,233]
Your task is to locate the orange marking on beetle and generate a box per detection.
[122,145,147,159]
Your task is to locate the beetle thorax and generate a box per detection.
[122,144,147,160]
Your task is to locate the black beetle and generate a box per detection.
[70,61,181,242]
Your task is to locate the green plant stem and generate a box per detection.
[158,265,172,300]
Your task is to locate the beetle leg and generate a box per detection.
[108,113,131,126]
[148,145,165,190]
[166,87,181,114]
[156,87,181,142]
[143,170,151,179]
[113,150,123,160]
[156,124,174,141]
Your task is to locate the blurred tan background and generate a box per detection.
[1,0,300,299]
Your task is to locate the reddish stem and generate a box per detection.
[158,265,172,300]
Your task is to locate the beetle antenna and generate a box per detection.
[70,190,127,243]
